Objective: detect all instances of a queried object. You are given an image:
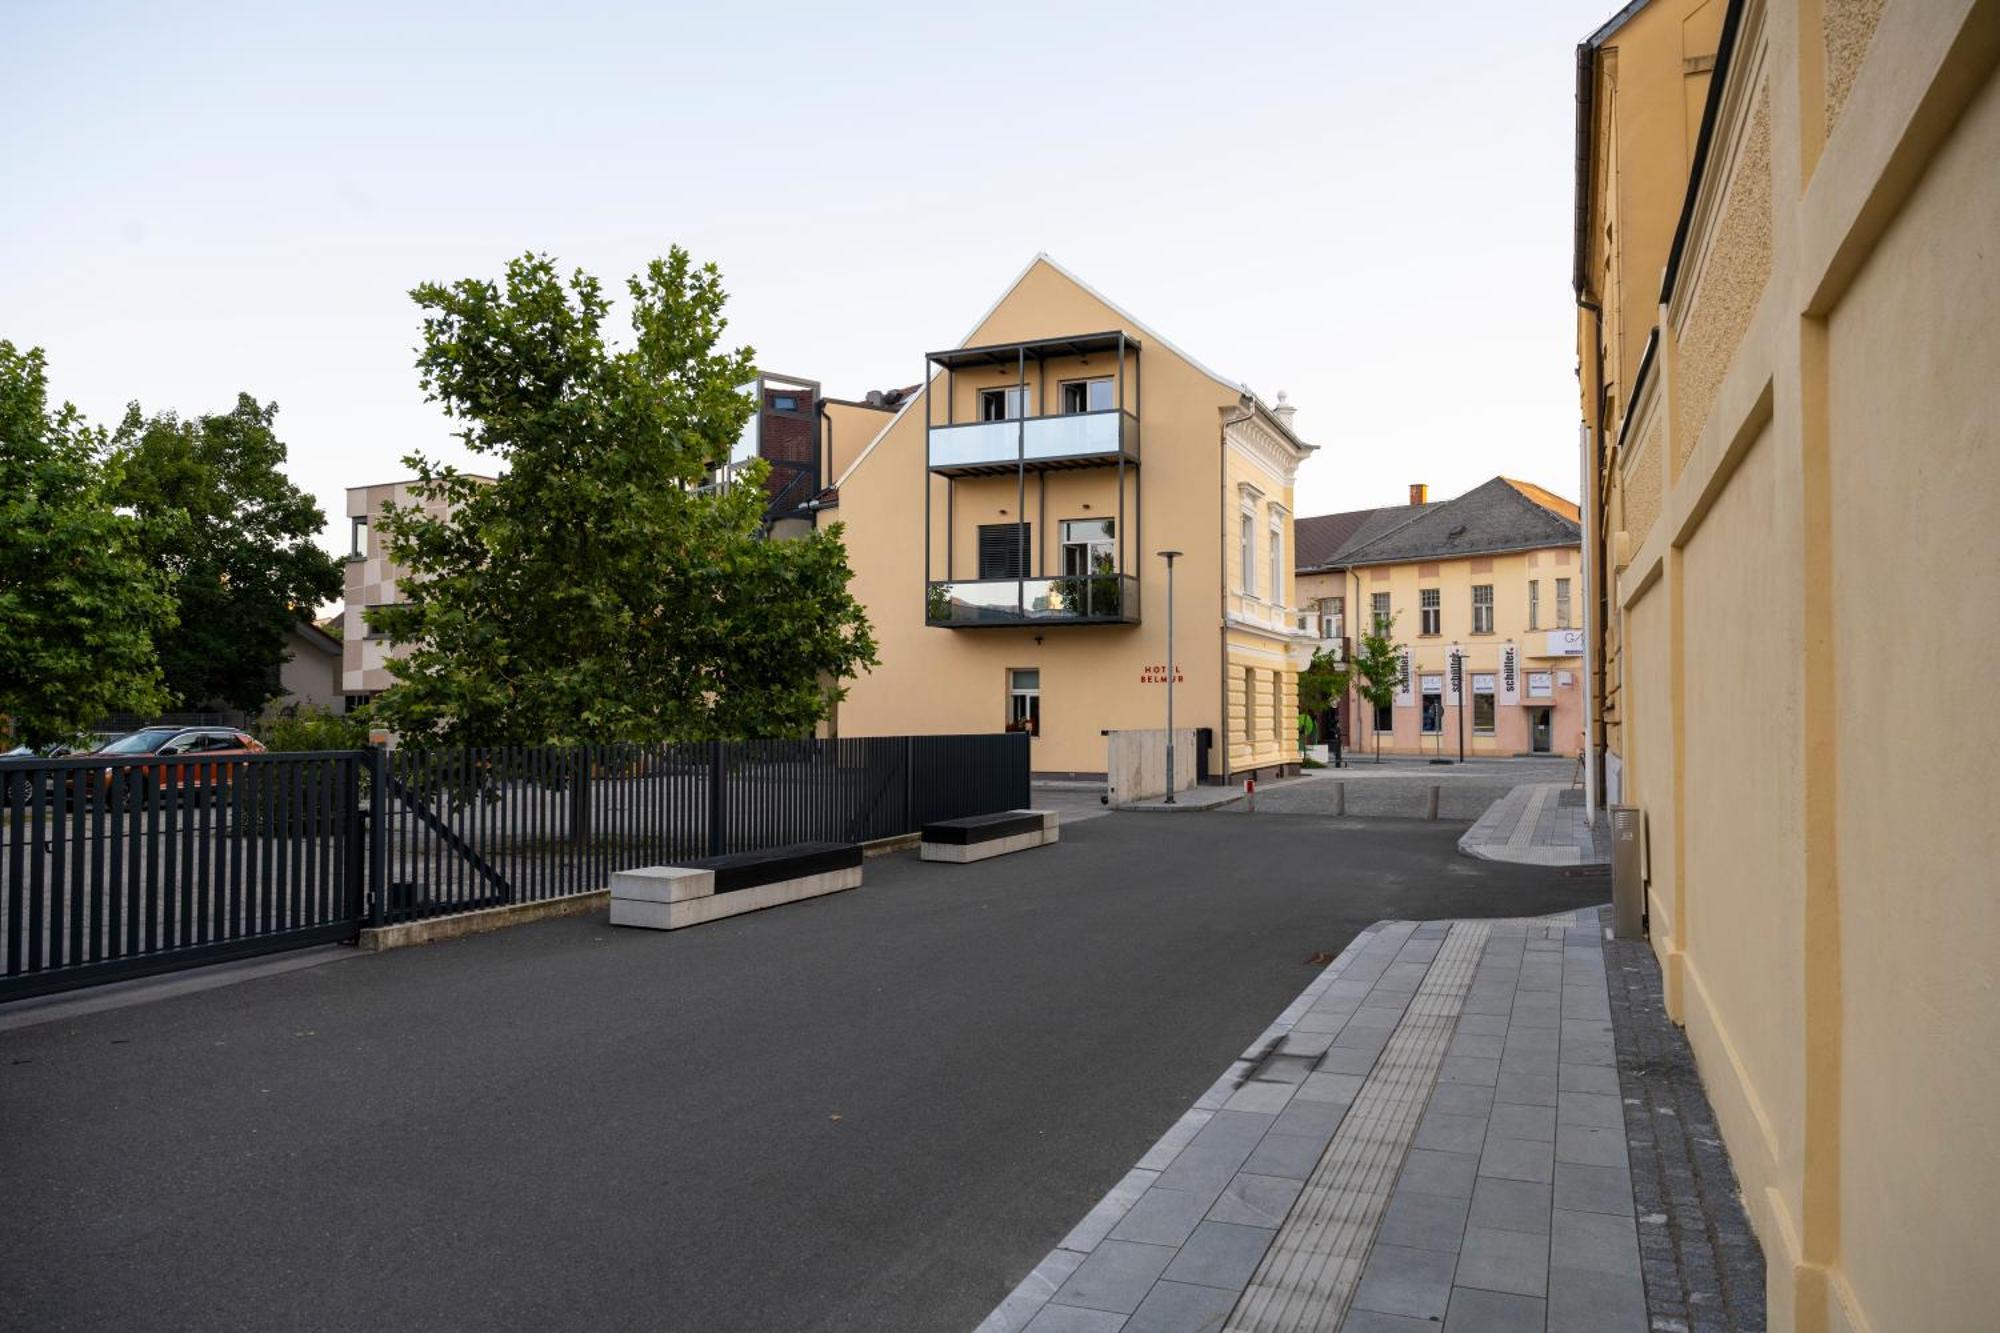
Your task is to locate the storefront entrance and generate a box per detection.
[1530,708,1553,754]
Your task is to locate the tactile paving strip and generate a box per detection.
[1227,920,1491,1332]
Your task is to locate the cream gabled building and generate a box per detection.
[1576,2,2000,1328]
[829,256,1318,781]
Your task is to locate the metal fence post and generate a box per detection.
[707,740,726,857]
[367,745,388,927]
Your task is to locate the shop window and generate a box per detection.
[1472,673,1496,735]
[1374,700,1393,733]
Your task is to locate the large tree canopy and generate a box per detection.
[112,395,343,714]
[369,248,877,747]
[0,342,175,746]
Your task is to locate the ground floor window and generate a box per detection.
[1472,673,1496,735]
[1374,700,1393,733]
[1270,669,1283,741]
[1007,668,1039,736]
[1421,673,1444,733]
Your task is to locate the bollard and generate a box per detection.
[1246,776,1256,812]
[1427,785,1440,820]
[1335,782,1346,816]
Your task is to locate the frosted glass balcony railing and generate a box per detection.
[925,574,1140,627]
[927,410,1138,472]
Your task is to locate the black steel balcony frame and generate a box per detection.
[922,331,1142,630]
[924,574,1140,629]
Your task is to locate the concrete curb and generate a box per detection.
[358,889,607,951]
[359,832,922,952]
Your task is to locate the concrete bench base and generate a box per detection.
[920,810,1060,864]
[610,856,861,931]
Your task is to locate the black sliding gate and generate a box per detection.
[0,732,1028,1001]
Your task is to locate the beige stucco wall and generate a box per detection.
[832,259,1312,778]
[1821,56,2000,1331]
[1589,4,2000,1328]
[1327,546,1583,759]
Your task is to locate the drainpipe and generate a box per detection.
[1219,391,1258,786]
[1577,296,1608,817]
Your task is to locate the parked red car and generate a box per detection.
[83,726,267,798]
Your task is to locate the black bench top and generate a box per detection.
[679,841,862,894]
[921,811,1046,846]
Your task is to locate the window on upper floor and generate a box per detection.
[1319,596,1344,640]
[1268,517,1283,606]
[1061,518,1114,576]
[1420,588,1441,637]
[350,516,368,559]
[978,522,1031,580]
[1059,378,1114,414]
[1471,584,1495,635]
[1556,578,1572,628]
[1240,512,1257,597]
[1371,591,1391,632]
[1529,579,1541,630]
[979,386,1029,421]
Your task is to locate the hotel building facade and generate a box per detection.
[829,256,1318,782]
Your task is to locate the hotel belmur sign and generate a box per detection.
[1139,664,1185,684]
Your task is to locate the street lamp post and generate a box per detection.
[1452,644,1466,765]
[1159,550,1183,803]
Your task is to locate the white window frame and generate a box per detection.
[1471,584,1495,635]
[979,386,1029,421]
[1058,377,1114,414]
[1240,511,1257,598]
[1556,577,1572,629]
[1528,579,1540,630]
[1267,512,1284,609]
[1007,668,1041,736]
[1370,591,1391,631]
[1419,587,1441,637]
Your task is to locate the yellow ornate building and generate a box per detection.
[1296,479,1585,759]
[1577,1,2000,1328]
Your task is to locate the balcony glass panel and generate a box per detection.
[928,411,1136,471]
[926,575,1139,627]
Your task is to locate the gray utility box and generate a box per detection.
[1610,806,1646,940]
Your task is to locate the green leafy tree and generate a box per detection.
[112,395,343,714]
[0,342,176,746]
[1351,612,1404,763]
[370,248,878,747]
[1296,647,1352,748]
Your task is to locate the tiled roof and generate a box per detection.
[1295,477,1580,571]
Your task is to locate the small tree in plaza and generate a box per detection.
[1296,647,1350,750]
[369,248,878,748]
[1351,612,1403,763]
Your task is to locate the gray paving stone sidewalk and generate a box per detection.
[1459,784,1608,866]
[977,904,1730,1332]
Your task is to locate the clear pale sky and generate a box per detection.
[4,1,1606,563]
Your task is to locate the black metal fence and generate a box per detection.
[1,732,1028,999]
[0,751,367,1001]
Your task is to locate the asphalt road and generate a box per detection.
[0,811,1607,1333]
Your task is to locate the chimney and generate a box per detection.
[1271,390,1297,433]
[1410,483,1429,506]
